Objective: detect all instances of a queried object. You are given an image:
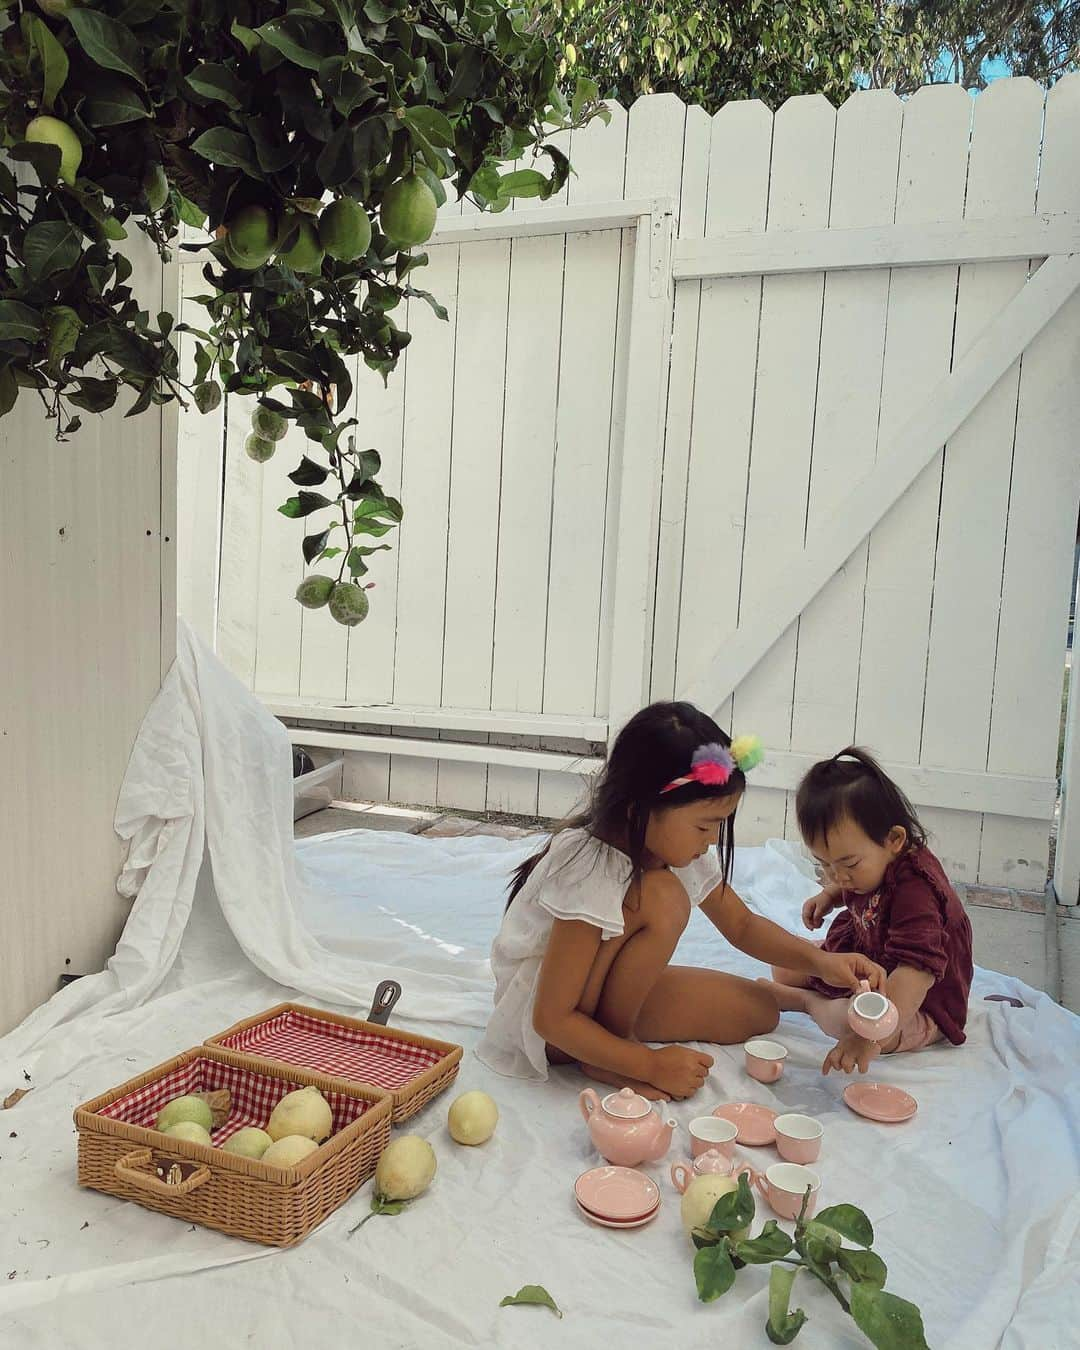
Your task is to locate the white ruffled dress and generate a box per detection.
[475,827,724,1079]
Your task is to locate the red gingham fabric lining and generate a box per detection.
[219,1010,443,1091]
[97,1057,369,1144]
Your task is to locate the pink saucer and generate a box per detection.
[843,1082,918,1123]
[712,1102,779,1147]
[574,1167,661,1222]
[576,1197,660,1229]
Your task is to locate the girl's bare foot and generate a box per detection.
[579,1061,669,1102]
[756,977,812,1015]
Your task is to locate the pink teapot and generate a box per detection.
[579,1087,677,1167]
[847,981,900,1042]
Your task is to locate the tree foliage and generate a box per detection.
[0,0,603,618]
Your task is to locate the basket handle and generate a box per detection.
[114,1148,211,1198]
[368,979,402,1026]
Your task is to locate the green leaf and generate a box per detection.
[0,363,18,417]
[255,16,336,71]
[82,78,149,126]
[810,1205,874,1249]
[731,1220,794,1265]
[352,116,391,175]
[694,1243,736,1303]
[289,456,329,487]
[348,1192,408,1234]
[190,129,261,177]
[45,305,81,366]
[0,299,43,342]
[24,221,81,280]
[411,163,446,208]
[230,20,260,53]
[68,9,144,86]
[572,73,600,120]
[499,1286,562,1319]
[766,1266,808,1345]
[27,15,69,108]
[303,527,331,564]
[837,1248,888,1289]
[187,63,249,110]
[706,1173,756,1234]
[279,491,333,519]
[850,1284,930,1350]
[347,543,389,577]
[10,140,62,186]
[68,376,118,412]
[402,106,455,149]
[496,168,548,200]
[316,123,357,187]
[193,380,222,414]
[176,193,207,230]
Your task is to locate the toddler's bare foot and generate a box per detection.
[579,1062,669,1102]
[756,977,812,1016]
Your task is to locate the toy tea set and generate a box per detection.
[574,982,916,1230]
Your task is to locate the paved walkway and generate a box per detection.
[296,801,1078,1013]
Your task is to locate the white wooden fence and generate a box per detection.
[177,76,1080,896]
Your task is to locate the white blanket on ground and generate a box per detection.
[0,627,1076,1349]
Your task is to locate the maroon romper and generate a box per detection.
[807,846,974,1044]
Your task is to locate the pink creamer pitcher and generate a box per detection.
[847,981,900,1042]
[579,1087,677,1167]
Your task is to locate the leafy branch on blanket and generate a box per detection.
[691,1175,930,1349]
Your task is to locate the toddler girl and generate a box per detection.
[762,747,973,1074]
[476,703,885,1101]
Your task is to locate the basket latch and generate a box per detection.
[367,979,402,1026]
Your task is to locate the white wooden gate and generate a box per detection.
[176,77,1080,894]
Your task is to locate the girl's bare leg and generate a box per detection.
[634,966,779,1045]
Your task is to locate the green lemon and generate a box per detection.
[328,582,370,627]
[279,217,325,275]
[245,433,276,463]
[379,174,438,249]
[251,405,287,441]
[223,204,276,269]
[295,575,335,609]
[26,115,82,186]
[318,197,372,262]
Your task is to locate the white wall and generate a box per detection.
[0,233,175,1034]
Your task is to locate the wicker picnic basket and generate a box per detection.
[74,1045,391,1247]
[204,999,463,1124]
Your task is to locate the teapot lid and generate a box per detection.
[601,1086,652,1119]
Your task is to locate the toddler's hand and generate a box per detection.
[802,890,837,931]
[822,1032,880,1076]
[649,1045,714,1100]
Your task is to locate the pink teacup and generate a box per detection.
[688,1116,738,1160]
[751,1163,821,1221]
[773,1113,823,1165]
[847,982,901,1042]
[744,1038,787,1083]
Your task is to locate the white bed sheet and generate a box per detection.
[0,630,1076,1349]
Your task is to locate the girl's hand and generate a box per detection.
[802,889,839,931]
[649,1045,714,1100]
[813,949,887,994]
[823,1031,881,1076]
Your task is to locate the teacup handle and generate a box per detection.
[579,1089,600,1124]
[670,1161,692,1194]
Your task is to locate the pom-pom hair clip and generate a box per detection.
[659,736,764,795]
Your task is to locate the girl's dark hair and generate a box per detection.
[795,747,926,851]
[507,701,746,907]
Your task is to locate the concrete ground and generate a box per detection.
[296,801,1080,1014]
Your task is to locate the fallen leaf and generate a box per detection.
[499,1285,563,1319]
[3,1089,30,1110]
